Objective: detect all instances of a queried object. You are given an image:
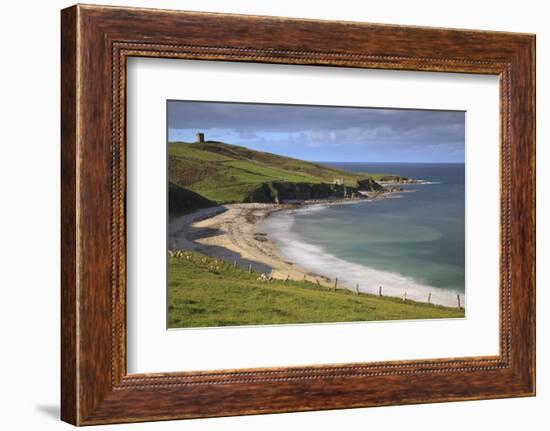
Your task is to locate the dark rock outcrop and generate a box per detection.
[357,178,384,191]
[378,175,418,184]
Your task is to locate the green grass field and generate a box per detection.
[168,141,396,210]
[167,251,465,328]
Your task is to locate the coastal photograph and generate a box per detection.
[167,100,466,328]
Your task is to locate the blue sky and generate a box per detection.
[167,101,465,163]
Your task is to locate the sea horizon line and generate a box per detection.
[314,161,466,165]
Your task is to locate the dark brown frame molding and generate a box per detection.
[61,4,536,425]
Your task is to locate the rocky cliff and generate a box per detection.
[245,180,382,204]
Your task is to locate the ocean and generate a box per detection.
[260,162,465,307]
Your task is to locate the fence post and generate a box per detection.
[379,286,383,296]
[233,259,237,268]
[248,263,252,273]
[457,294,461,308]
[355,283,359,295]
[316,279,321,287]
[403,291,407,302]
[428,292,431,304]
[334,278,338,291]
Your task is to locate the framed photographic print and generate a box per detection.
[61,4,536,425]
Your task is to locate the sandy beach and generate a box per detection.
[168,190,402,286]
[168,201,366,287]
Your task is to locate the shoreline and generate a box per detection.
[169,202,335,287]
[168,192,464,309]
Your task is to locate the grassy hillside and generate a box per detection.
[168,251,465,328]
[168,141,391,207]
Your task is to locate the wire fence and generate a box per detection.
[169,250,464,309]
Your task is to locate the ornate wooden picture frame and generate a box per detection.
[61,4,535,425]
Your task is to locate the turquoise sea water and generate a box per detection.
[260,163,465,306]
